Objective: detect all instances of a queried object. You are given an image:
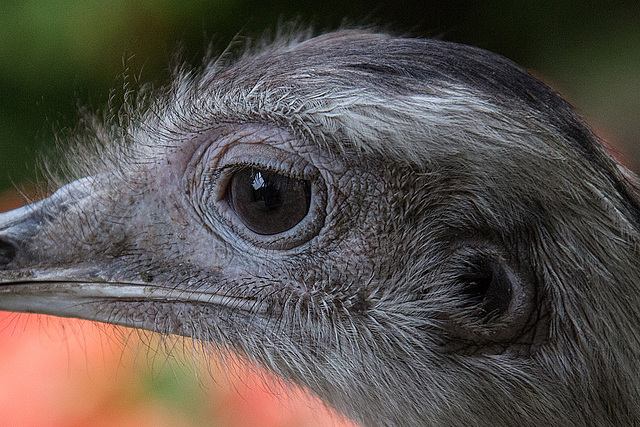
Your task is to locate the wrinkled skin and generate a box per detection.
[1,30,640,426]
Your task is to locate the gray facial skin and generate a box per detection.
[1,30,639,427]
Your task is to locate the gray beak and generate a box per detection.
[0,177,244,333]
[0,179,128,324]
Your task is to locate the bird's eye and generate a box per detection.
[226,167,312,235]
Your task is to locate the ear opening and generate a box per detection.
[460,257,514,322]
[445,245,537,347]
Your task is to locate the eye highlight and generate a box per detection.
[226,167,312,235]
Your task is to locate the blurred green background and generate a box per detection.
[1,0,639,192]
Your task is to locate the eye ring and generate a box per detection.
[196,147,327,251]
[185,130,328,252]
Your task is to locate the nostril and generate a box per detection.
[0,239,17,269]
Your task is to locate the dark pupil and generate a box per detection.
[228,167,311,235]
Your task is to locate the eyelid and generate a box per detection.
[219,143,319,178]
[211,144,320,202]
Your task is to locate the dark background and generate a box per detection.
[1,0,639,192]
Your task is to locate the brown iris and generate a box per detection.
[226,167,312,235]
